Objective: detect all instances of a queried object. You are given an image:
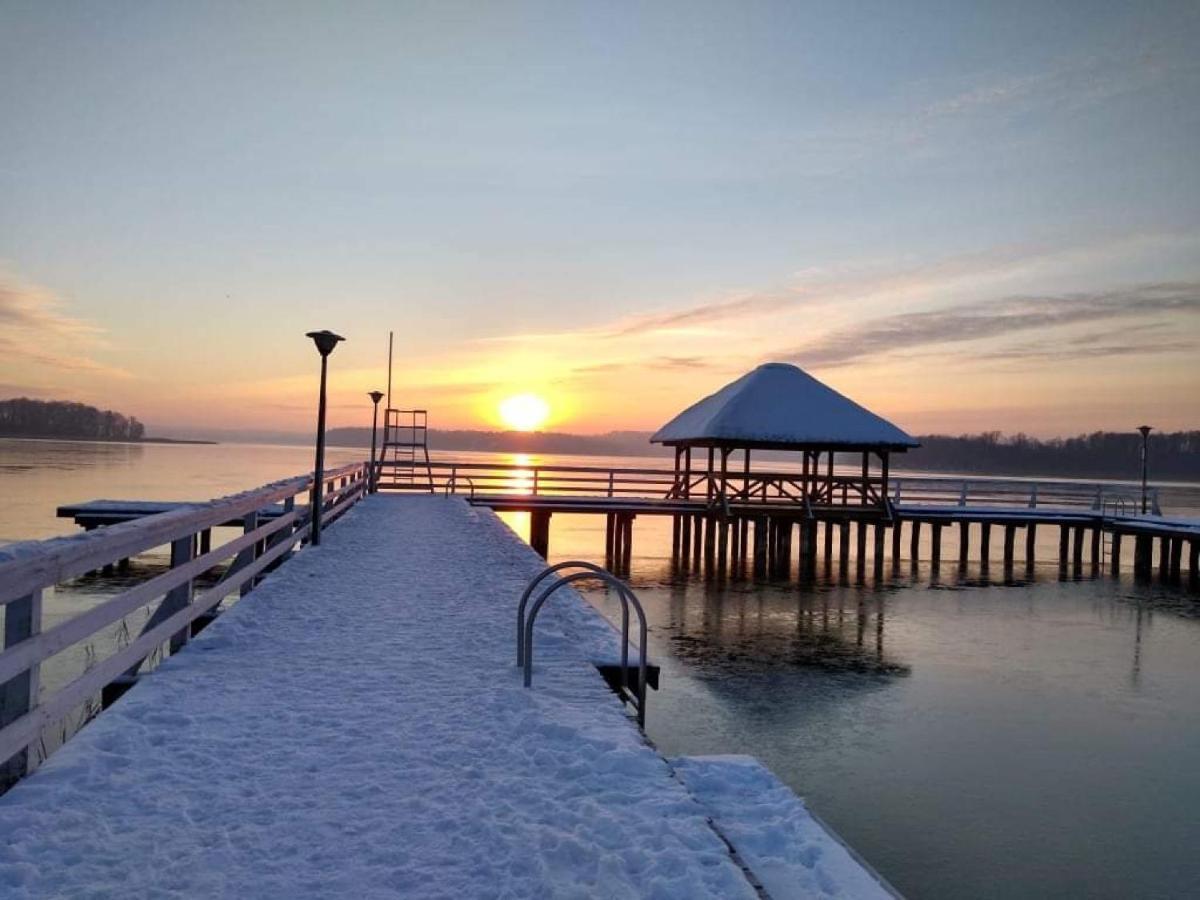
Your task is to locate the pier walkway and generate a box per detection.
[0,495,887,898]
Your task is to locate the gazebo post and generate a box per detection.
[717,447,730,573]
[861,452,869,506]
[880,451,890,509]
[671,447,682,559]
[680,446,693,562]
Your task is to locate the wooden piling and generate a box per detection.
[1003,525,1015,568]
[1072,526,1085,575]
[530,510,551,559]
[891,520,903,568]
[838,521,851,577]
[1059,525,1070,568]
[930,524,942,571]
[1169,537,1183,583]
[1110,531,1122,575]
[909,520,921,565]
[873,523,886,579]
[980,523,991,567]
[1024,523,1036,568]
[856,521,868,579]
[1090,527,1101,574]
[959,521,969,566]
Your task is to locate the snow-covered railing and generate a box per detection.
[890,476,1159,515]
[408,461,887,507]
[0,461,369,790]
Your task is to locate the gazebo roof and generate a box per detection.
[651,363,918,451]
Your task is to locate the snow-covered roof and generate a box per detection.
[651,363,918,450]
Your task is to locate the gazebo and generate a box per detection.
[652,362,918,512]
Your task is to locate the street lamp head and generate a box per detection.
[368,390,384,405]
[306,330,345,357]
[1137,425,1152,438]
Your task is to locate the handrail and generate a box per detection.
[518,561,649,728]
[377,458,1163,514]
[444,473,476,499]
[0,460,370,787]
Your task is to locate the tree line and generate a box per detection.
[0,398,146,441]
[904,431,1199,481]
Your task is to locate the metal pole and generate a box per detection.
[387,331,394,410]
[1138,425,1152,514]
[369,402,380,493]
[368,390,384,493]
[312,354,329,545]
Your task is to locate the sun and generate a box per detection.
[499,393,550,432]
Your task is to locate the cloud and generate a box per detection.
[780,281,1200,368]
[0,273,130,378]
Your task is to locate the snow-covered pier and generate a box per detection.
[0,495,893,898]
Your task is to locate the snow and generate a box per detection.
[672,756,897,900]
[0,496,758,899]
[651,363,918,449]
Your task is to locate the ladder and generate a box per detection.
[1100,494,1132,566]
[378,408,435,492]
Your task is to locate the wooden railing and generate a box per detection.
[890,476,1160,515]
[379,459,1162,516]
[379,460,887,507]
[0,461,369,788]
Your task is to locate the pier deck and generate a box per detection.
[0,495,885,898]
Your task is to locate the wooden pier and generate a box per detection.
[0,491,893,898]
[376,459,1197,590]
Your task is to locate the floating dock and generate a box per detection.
[0,495,892,898]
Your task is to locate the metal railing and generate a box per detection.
[0,461,370,789]
[517,561,649,728]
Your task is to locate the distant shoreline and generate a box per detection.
[0,434,217,446]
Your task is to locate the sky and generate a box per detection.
[2,1,1198,439]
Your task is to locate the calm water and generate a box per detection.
[4,438,1200,898]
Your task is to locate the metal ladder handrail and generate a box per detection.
[444,473,476,499]
[517,561,649,728]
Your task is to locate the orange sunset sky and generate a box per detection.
[2,5,1198,439]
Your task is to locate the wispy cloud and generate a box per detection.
[0,273,130,380]
[780,281,1200,368]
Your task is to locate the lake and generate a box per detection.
[3,438,1200,898]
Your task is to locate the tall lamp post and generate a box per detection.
[1137,425,1152,514]
[306,330,345,545]
[368,390,384,493]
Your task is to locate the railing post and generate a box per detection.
[166,536,194,653]
[0,589,43,786]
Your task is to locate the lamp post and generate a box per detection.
[368,390,384,493]
[306,330,345,545]
[1137,425,1152,515]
